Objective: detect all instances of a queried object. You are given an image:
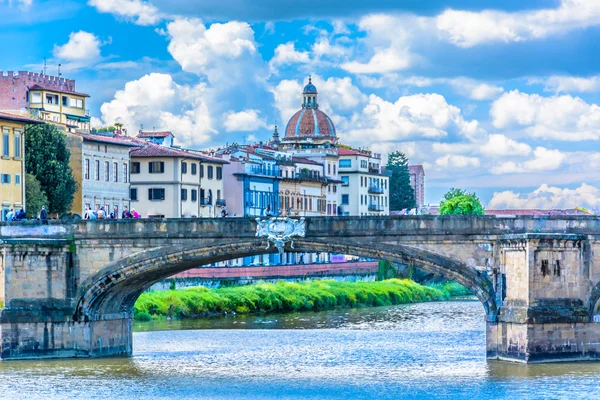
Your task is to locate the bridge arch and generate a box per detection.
[74,238,498,323]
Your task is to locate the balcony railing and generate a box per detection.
[368,167,380,174]
[249,166,279,177]
[368,186,385,194]
[368,204,384,211]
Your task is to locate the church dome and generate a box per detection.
[284,76,337,139]
[285,108,336,137]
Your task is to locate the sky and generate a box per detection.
[2,0,600,208]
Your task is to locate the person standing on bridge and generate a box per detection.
[39,206,47,223]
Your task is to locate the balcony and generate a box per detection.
[249,165,279,177]
[368,167,380,174]
[368,186,385,194]
[200,198,212,206]
[368,204,384,211]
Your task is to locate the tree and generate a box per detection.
[25,123,77,215]
[439,188,484,215]
[25,173,48,219]
[386,151,416,211]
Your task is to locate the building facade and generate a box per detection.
[409,165,425,209]
[0,112,43,220]
[337,148,389,216]
[0,71,90,133]
[130,143,227,218]
[66,133,139,217]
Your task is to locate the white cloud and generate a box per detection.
[223,110,267,132]
[491,147,565,174]
[95,61,138,70]
[99,73,215,147]
[53,31,102,63]
[480,134,531,156]
[269,42,310,72]
[342,93,481,144]
[270,79,304,127]
[435,155,480,168]
[436,0,600,48]
[88,0,162,26]
[167,18,256,77]
[543,75,600,93]
[341,14,415,74]
[448,78,504,100]
[488,183,600,210]
[491,90,600,141]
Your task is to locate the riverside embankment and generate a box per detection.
[133,279,470,321]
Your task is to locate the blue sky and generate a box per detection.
[3,0,600,208]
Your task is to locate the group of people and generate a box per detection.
[84,205,141,220]
[5,208,27,221]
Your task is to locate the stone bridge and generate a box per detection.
[1,216,600,363]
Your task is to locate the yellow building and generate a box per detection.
[28,84,91,133]
[0,112,43,220]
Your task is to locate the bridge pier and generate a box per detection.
[0,313,132,360]
[486,234,600,363]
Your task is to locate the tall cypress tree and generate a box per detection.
[386,151,416,211]
[25,123,77,216]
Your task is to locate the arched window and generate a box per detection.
[208,190,213,205]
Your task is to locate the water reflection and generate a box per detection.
[1,301,599,400]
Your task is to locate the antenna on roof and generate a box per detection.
[43,57,47,75]
[58,64,62,77]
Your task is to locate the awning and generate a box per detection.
[66,114,91,123]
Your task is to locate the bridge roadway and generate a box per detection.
[1,215,600,363]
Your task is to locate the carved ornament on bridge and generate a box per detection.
[255,217,306,258]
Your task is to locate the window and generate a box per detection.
[84,159,90,180]
[333,185,337,193]
[207,165,214,179]
[191,189,197,202]
[554,260,561,277]
[361,160,367,168]
[104,161,110,182]
[94,160,100,180]
[14,134,21,158]
[1,173,10,184]
[216,166,222,180]
[328,163,331,174]
[30,92,41,103]
[191,163,197,175]
[341,194,349,205]
[15,174,20,185]
[69,98,83,108]
[113,162,118,182]
[217,190,221,200]
[181,188,188,201]
[131,162,140,174]
[341,176,349,186]
[149,161,164,173]
[182,161,188,174]
[200,164,204,178]
[62,96,68,106]
[333,165,336,175]
[123,163,128,183]
[339,159,351,168]
[148,188,165,200]
[361,195,364,205]
[130,188,138,201]
[541,259,550,277]
[2,131,9,157]
[46,94,59,104]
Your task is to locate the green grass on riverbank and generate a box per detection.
[133,279,471,321]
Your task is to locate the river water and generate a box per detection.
[1,301,599,399]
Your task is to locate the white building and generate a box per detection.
[129,143,228,218]
[337,148,389,216]
[71,133,138,217]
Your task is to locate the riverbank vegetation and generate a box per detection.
[133,279,471,321]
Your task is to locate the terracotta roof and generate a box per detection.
[409,165,425,175]
[29,84,90,98]
[485,209,590,216]
[337,147,371,157]
[130,143,228,164]
[0,111,44,125]
[292,156,323,166]
[137,131,173,138]
[77,133,144,147]
[285,108,336,138]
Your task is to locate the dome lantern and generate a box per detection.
[302,76,318,108]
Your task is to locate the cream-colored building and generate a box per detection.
[28,84,90,133]
[0,112,43,220]
[130,143,227,218]
[337,148,389,216]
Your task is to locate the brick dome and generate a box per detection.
[284,76,337,138]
